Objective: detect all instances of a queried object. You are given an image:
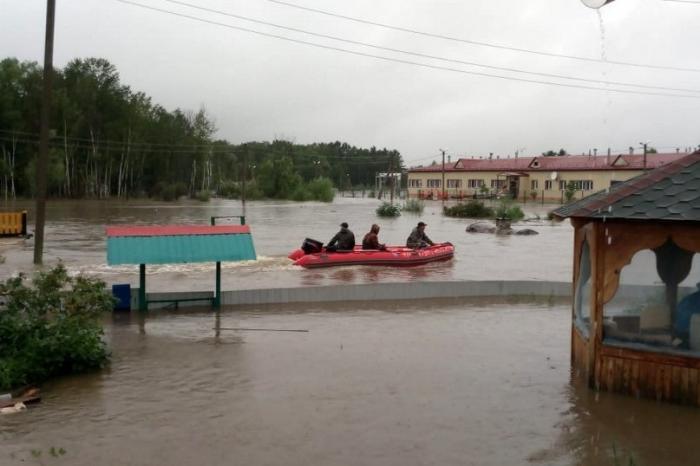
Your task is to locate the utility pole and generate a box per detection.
[440,149,446,203]
[389,153,394,204]
[34,0,56,265]
[241,146,247,210]
[641,142,648,172]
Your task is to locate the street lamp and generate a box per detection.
[581,0,615,8]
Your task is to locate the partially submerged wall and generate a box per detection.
[133,280,572,310]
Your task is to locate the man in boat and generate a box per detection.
[362,224,386,250]
[327,222,356,252]
[406,221,435,249]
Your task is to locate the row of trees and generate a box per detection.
[0,57,404,201]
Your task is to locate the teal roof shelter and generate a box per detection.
[106,224,256,310]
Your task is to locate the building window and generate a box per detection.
[531,180,539,190]
[491,179,505,189]
[408,179,422,188]
[427,179,441,188]
[447,179,463,189]
[560,180,594,191]
[545,180,553,190]
[466,179,483,188]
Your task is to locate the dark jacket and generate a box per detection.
[328,228,355,250]
[406,227,434,248]
[362,231,384,250]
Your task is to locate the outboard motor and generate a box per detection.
[302,238,324,254]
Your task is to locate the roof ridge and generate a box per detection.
[553,151,700,220]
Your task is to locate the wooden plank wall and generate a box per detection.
[597,347,700,405]
[571,327,589,376]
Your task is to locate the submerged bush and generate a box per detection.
[193,190,211,202]
[291,185,311,202]
[217,180,241,199]
[306,177,335,202]
[0,265,113,391]
[494,200,525,221]
[402,199,425,214]
[376,202,401,217]
[443,201,494,218]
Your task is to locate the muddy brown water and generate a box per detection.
[2,298,700,466]
[0,197,571,290]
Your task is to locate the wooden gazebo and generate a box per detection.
[553,151,700,405]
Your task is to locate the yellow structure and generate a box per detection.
[407,153,688,202]
[0,210,27,236]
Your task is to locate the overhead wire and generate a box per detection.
[158,0,700,94]
[114,0,700,99]
[267,0,700,73]
[0,134,409,162]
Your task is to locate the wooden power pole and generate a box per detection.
[34,0,56,265]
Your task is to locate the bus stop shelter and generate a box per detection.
[106,224,256,311]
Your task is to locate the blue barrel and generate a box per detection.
[112,284,131,311]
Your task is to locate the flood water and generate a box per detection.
[2,299,699,466]
[0,197,572,290]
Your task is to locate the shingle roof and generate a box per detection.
[552,151,700,222]
[407,153,687,173]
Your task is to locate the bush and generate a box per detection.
[443,201,494,218]
[154,182,188,201]
[376,202,401,217]
[218,180,240,199]
[402,199,424,214]
[193,190,211,202]
[0,265,113,391]
[241,180,264,200]
[291,185,310,201]
[494,200,525,221]
[306,177,335,202]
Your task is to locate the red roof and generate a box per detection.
[408,153,688,173]
[106,225,250,237]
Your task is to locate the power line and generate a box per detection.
[158,0,700,94]
[0,134,408,161]
[114,0,700,99]
[267,0,700,73]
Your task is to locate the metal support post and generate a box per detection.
[139,263,147,311]
[214,261,221,309]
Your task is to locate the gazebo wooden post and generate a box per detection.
[591,222,606,389]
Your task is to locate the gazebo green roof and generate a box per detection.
[553,151,700,222]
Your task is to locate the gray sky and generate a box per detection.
[1,0,699,165]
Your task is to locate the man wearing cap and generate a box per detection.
[406,221,435,249]
[327,222,356,252]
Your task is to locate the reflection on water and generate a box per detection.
[2,299,698,466]
[0,198,572,291]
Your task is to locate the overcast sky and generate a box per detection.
[1,0,699,165]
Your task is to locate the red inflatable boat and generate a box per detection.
[288,242,454,269]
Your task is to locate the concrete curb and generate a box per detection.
[134,280,572,309]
